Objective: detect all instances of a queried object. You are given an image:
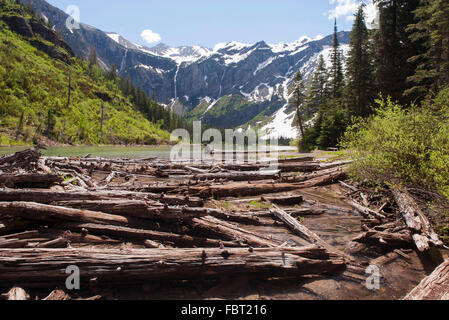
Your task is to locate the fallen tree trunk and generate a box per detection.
[0,246,345,287]
[186,182,301,198]
[191,216,279,247]
[58,222,241,248]
[0,173,62,188]
[348,200,386,220]
[0,189,204,207]
[0,202,131,226]
[352,229,413,248]
[51,200,215,220]
[0,148,40,167]
[294,169,347,189]
[270,204,354,262]
[392,189,443,252]
[404,259,449,300]
[172,170,280,182]
[278,156,315,163]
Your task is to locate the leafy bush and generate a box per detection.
[341,89,449,198]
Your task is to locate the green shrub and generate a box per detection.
[341,89,449,198]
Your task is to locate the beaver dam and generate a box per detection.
[0,147,448,300]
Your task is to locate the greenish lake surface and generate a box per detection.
[0,145,297,159]
[0,146,173,159]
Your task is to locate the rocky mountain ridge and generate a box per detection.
[23,0,350,138]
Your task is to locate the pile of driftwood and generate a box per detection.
[338,181,445,254]
[0,148,352,299]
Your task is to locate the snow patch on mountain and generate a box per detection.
[261,104,299,139]
[106,33,120,43]
[142,43,214,65]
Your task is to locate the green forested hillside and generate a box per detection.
[0,0,175,145]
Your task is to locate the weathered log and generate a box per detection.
[338,180,359,192]
[35,237,69,248]
[0,173,62,188]
[278,156,315,163]
[186,182,301,198]
[1,287,29,300]
[172,170,280,182]
[0,148,40,166]
[392,189,443,252]
[270,204,354,262]
[294,169,347,189]
[57,230,120,245]
[191,216,279,247]
[58,222,241,248]
[51,200,212,220]
[0,246,345,286]
[105,171,117,184]
[404,259,449,300]
[144,239,165,248]
[0,237,50,248]
[318,160,353,170]
[0,189,204,207]
[0,230,39,240]
[0,202,131,226]
[352,229,413,247]
[348,200,386,220]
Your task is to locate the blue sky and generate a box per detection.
[46,0,376,48]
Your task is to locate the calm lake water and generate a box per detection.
[0,145,297,159]
[0,146,173,159]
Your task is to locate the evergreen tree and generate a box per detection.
[373,0,421,103]
[345,4,376,117]
[306,55,330,113]
[87,46,98,67]
[329,19,345,99]
[107,64,117,81]
[407,0,449,98]
[291,71,306,137]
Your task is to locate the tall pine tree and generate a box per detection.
[291,71,306,137]
[329,19,345,99]
[345,4,376,117]
[373,0,421,103]
[407,0,449,98]
[306,54,330,112]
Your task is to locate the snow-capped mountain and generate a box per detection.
[23,0,350,139]
[144,43,214,65]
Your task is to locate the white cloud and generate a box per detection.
[327,1,379,29]
[327,0,359,20]
[140,29,161,44]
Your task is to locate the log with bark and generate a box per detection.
[171,170,280,182]
[392,189,443,252]
[0,173,62,188]
[0,148,40,170]
[58,222,241,248]
[0,201,131,226]
[190,216,279,247]
[269,204,354,262]
[352,229,413,248]
[404,259,449,300]
[348,200,386,220]
[0,246,346,287]
[0,189,204,207]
